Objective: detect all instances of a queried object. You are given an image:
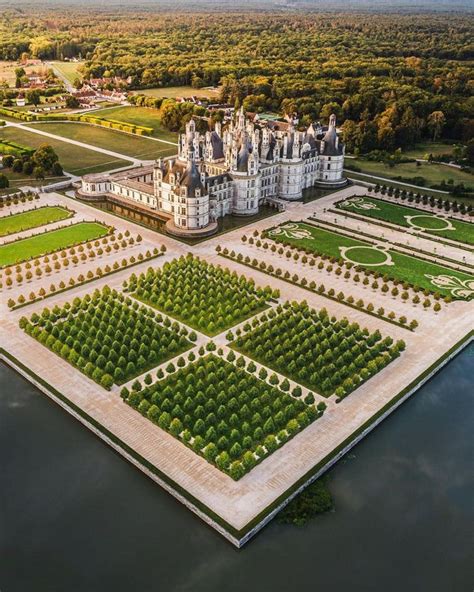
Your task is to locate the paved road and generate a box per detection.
[46,61,74,93]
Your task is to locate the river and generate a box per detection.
[1,347,472,592]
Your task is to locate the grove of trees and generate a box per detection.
[123,353,319,479]
[20,286,192,388]
[124,254,277,335]
[1,144,63,180]
[0,9,472,148]
[233,301,405,398]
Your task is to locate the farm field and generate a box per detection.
[125,255,274,335]
[136,86,220,100]
[0,126,130,175]
[0,205,72,237]
[49,60,83,84]
[265,221,474,299]
[0,221,109,266]
[337,196,474,246]
[89,106,179,143]
[348,157,474,191]
[26,121,176,160]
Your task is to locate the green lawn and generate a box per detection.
[0,206,72,237]
[348,158,474,191]
[337,196,474,246]
[49,61,83,84]
[266,221,474,299]
[136,86,220,100]
[89,106,179,143]
[0,127,130,175]
[27,121,176,160]
[0,168,64,195]
[402,142,456,159]
[0,221,109,266]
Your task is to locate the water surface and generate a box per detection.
[1,347,472,592]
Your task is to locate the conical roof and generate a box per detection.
[237,142,250,172]
[179,159,205,197]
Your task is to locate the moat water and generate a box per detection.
[1,347,472,592]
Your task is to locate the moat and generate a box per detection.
[1,347,472,592]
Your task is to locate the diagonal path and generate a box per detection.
[4,121,139,166]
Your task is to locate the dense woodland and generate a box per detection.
[1,8,473,152]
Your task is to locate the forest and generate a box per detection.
[0,8,473,151]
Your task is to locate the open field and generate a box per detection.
[337,196,474,246]
[401,142,456,159]
[49,61,83,84]
[265,221,474,299]
[0,127,130,175]
[0,206,72,237]
[26,121,177,160]
[348,158,474,191]
[136,86,220,100]
[0,221,109,266]
[0,61,47,87]
[89,106,179,143]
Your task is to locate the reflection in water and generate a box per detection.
[0,348,472,592]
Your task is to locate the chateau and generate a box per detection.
[78,109,346,236]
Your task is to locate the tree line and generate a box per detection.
[0,9,472,149]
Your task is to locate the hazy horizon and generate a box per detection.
[1,0,473,11]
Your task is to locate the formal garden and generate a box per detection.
[121,353,320,480]
[0,221,110,266]
[336,195,474,246]
[264,221,474,300]
[0,205,73,237]
[230,301,404,399]
[20,286,193,388]
[219,247,421,327]
[124,254,277,336]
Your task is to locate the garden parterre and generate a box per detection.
[20,286,193,388]
[122,353,320,480]
[231,302,405,399]
[337,196,474,246]
[0,221,110,267]
[265,221,474,300]
[125,254,277,336]
[0,205,73,237]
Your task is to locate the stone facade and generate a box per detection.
[78,109,346,236]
